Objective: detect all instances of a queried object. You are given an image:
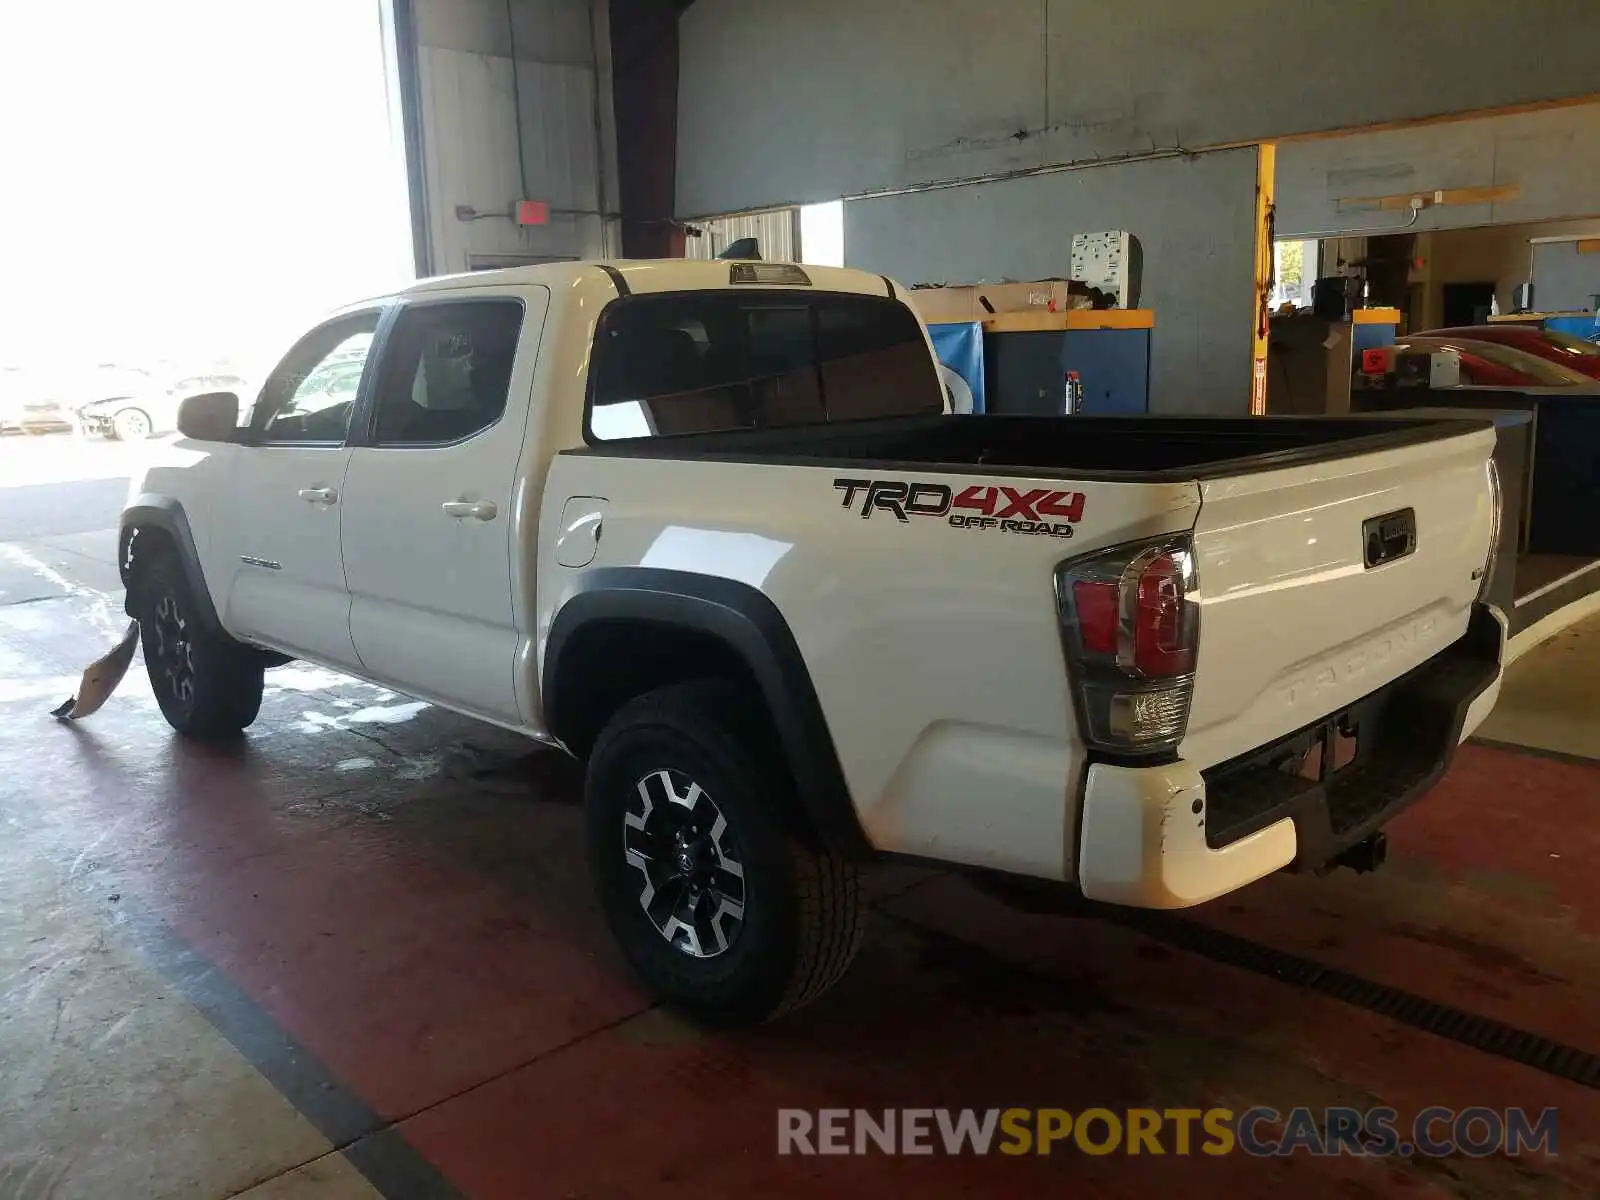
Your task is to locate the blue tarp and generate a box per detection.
[927,321,986,414]
[1543,313,1600,344]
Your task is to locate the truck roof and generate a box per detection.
[403,259,902,300]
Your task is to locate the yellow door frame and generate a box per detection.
[1251,142,1277,416]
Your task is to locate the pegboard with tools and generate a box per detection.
[1070,231,1142,308]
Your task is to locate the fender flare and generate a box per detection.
[119,494,224,634]
[544,567,873,859]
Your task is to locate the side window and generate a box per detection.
[587,292,942,441]
[368,300,524,446]
[253,312,380,443]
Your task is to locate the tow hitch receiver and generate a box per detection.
[51,620,140,721]
[1333,832,1388,874]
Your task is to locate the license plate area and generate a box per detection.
[1363,507,1416,569]
[1294,714,1363,782]
[1201,660,1428,849]
[1202,607,1501,859]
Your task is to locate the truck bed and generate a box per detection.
[567,413,1490,482]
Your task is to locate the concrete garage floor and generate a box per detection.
[3,435,1599,1198]
[1478,620,1600,762]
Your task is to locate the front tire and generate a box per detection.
[136,554,264,738]
[585,681,863,1026]
[112,407,152,440]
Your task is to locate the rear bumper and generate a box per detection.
[1076,605,1504,908]
[18,410,71,432]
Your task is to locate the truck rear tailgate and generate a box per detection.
[1180,425,1498,770]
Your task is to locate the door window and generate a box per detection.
[367,300,525,446]
[252,312,380,443]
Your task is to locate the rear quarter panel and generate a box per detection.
[538,451,1199,878]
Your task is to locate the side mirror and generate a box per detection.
[176,391,240,441]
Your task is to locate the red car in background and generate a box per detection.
[1417,324,1600,380]
[1390,337,1600,389]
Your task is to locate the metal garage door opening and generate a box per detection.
[0,0,414,446]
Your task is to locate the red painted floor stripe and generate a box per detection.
[1390,744,1600,921]
[10,686,1596,1199]
[400,897,1586,1199]
[9,699,647,1128]
[1184,747,1600,1053]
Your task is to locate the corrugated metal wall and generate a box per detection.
[408,0,619,276]
[683,208,800,261]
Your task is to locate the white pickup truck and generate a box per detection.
[117,259,1505,1024]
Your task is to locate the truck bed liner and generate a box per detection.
[566,414,1491,483]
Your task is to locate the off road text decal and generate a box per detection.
[833,478,1083,539]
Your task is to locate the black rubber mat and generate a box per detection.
[1111,908,1600,1090]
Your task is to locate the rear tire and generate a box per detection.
[136,554,264,738]
[585,681,863,1026]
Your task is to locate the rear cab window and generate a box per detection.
[587,291,943,441]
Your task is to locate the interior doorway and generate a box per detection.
[1441,281,1496,327]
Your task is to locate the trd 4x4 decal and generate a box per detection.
[833,478,1083,539]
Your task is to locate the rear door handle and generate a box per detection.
[442,499,498,521]
[298,487,337,504]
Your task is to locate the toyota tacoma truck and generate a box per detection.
[114,259,1505,1024]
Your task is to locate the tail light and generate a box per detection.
[1056,535,1199,757]
[1479,457,1502,601]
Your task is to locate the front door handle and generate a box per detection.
[298,487,338,504]
[442,499,498,521]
